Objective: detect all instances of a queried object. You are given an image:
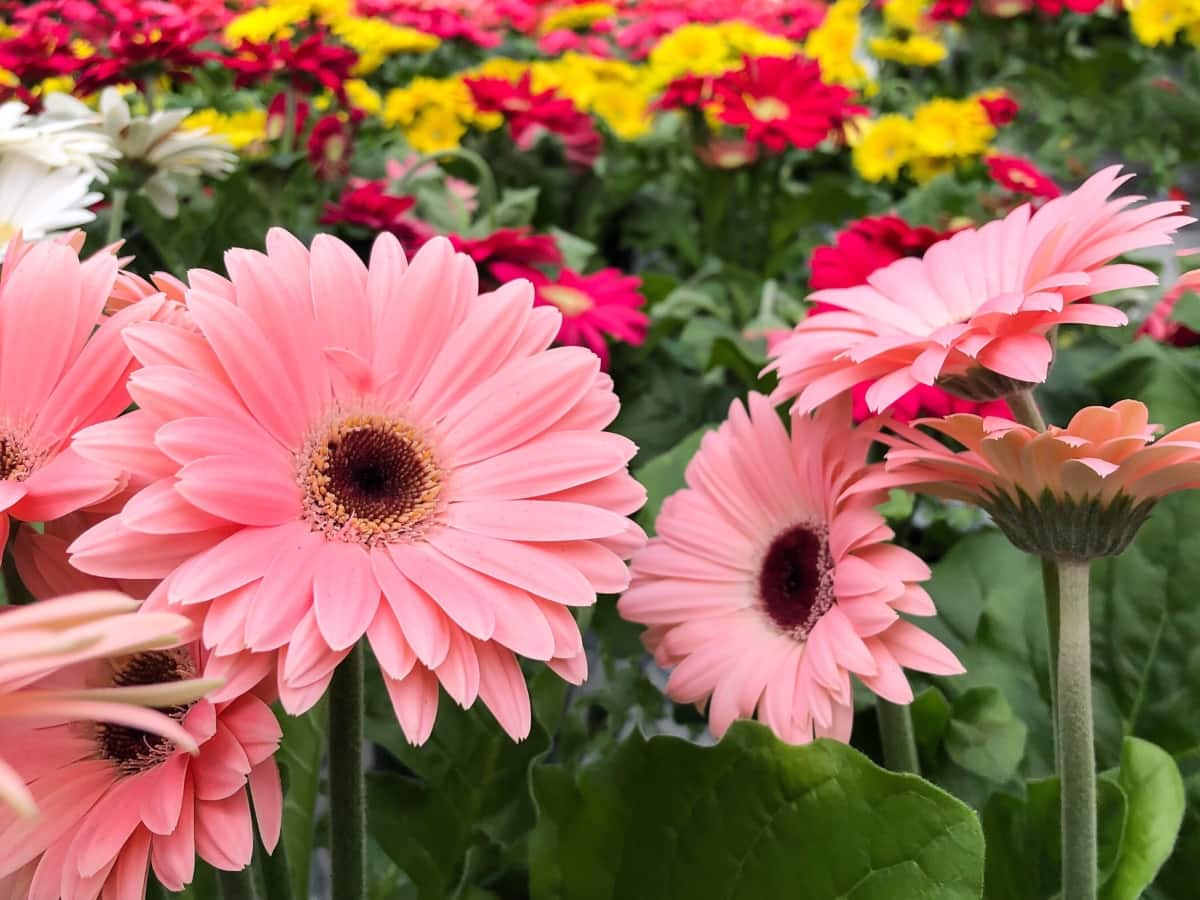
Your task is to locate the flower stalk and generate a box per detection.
[1056,558,1096,900]
[106,187,128,245]
[280,88,298,156]
[876,697,921,774]
[329,642,367,900]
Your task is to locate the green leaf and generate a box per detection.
[1101,738,1185,900]
[982,774,1127,900]
[366,698,550,900]
[530,721,985,900]
[944,687,1028,784]
[631,425,710,536]
[1091,341,1200,431]
[547,227,596,271]
[1148,757,1200,899]
[491,186,541,228]
[275,700,327,900]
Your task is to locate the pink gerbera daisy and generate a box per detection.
[69,230,646,744]
[0,592,203,817]
[490,262,649,369]
[0,235,165,548]
[767,167,1194,414]
[618,394,962,744]
[0,641,281,897]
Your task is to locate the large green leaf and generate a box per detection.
[1101,738,1185,900]
[529,721,985,900]
[366,697,550,900]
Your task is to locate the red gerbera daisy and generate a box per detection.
[986,153,1061,200]
[73,0,210,95]
[809,214,960,291]
[464,74,603,169]
[450,227,563,284]
[712,55,864,153]
[225,31,358,100]
[320,181,434,250]
[491,262,649,369]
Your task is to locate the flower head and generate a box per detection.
[0,98,117,178]
[72,0,210,95]
[809,214,958,291]
[320,180,433,249]
[986,153,1060,200]
[877,400,1200,559]
[711,55,863,152]
[977,89,1019,126]
[490,262,648,369]
[767,167,1194,414]
[1137,266,1200,347]
[0,641,281,894]
[619,394,962,744]
[0,591,202,816]
[0,156,101,254]
[69,231,646,744]
[226,30,358,99]
[449,227,562,284]
[465,73,603,169]
[851,114,917,182]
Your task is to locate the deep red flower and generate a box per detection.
[226,31,358,99]
[1137,281,1200,348]
[712,55,864,153]
[320,180,434,249]
[449,227,563,277]
[1031,0,1105,12]
[929,0,972,18]
[73,1,211,94]
[809,214,959,291]
[799,212,1011,421]
[308,114,356,181]
[0,21,82,89]
[266,91,311,139]
[655,73,715,111]
[978,92,1019,127]
[491,261,648,369]
[985,153,1060,200]
[465,74,603,169]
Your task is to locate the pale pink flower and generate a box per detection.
[0,592,201,816]
[618,394,962,744]
[0,642,281,896]
[767,167,1194,414]
[0,235,166,548]
[874,399,1200,559]
[70,230,646,744]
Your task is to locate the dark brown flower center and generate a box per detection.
[758,524,835,639]
[96,649,196,777]
[0,434,35,481]
[299,413,443,546]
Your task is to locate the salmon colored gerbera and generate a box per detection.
[0,642,281,897]
[69,230,646,744]
[875,399,1200,559]
[0,592,204,817]
[618,394,962,744]
[767,167,1193,414]
[0,235,165,548]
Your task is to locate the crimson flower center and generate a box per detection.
[96,649,196,777]
[758,524,835,640]
[298,413,443,546]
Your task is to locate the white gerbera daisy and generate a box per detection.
[0,99,118,179]
[0,155,101,255]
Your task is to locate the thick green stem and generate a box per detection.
[280,88,298,155]
[1009,389,1061,765]
[329,643,366,900]
[217,866,258,900]
[876,697,921,774]
[1008,389,1046,431]
[106,188,128,246]
[142,76,158,112]
[1057,558,1096,900]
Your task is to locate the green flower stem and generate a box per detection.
[1008,389,1046,431]
[1008,388,1060,765]
[394,147,499,232]
[1057,558,1096,900]
[106,188,128,246]
[329,642,366,900]
[217,866,259,900]
[876,697,921,774]
[280,88,298,156]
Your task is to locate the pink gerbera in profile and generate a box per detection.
[767,167,1194,414]
[618,394,962,744]
[875,400,1200,559]
[69,230,645,744]
[490,262,649,369]
[0,592,203,817]
[0,235,164,549]
[0,641,281,897]
[1137,261,1200,347]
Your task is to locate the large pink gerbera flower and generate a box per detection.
[0,642,281,897]
[767,167,1194,414]
[69,230,646,744]
[0,235,164,548]
[618,394,962,744]
[0,592,203,817]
